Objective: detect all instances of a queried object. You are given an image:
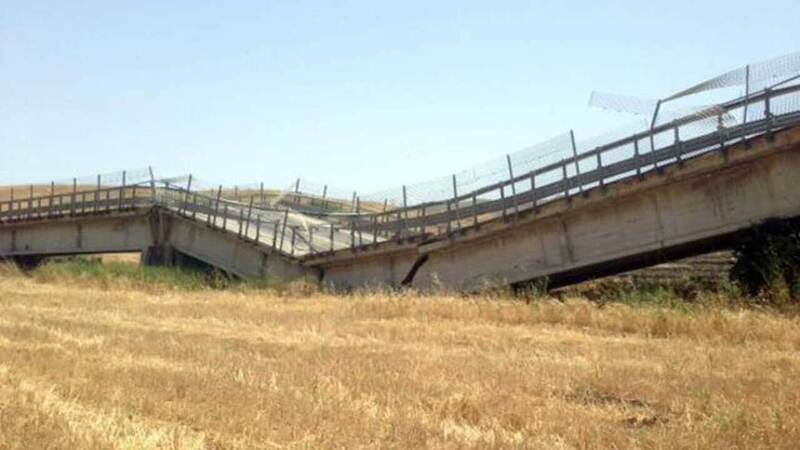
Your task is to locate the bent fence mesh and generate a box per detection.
[4,52,800,258]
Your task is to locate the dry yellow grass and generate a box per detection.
[0,272,799,449]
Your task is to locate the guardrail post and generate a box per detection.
[561,160,570,202]
[765,89,773,139]
[212,185,222,226]
[222,204,228,230]
[95,175,100,213]
[717,113,731,159]
[634,139,642,179]
[500,185,507,221]
[506,155,519,216]
[597,153,605,191]
[120,171,127,210]
[402,185,409,234]
[322,184,328,209]
[279,210,289,251]
[395,210,402,240]
[350,218,355,249]
[294,179,301,204]
[570,130,584,197]
[182,174,192,215]
[71,178,77,216]
[191,193,198,219]
[471,192,479,228]
[244,197,254,237]
[148,166,156,201]
[650,99,662,171]
[452,175,462,231]
[238,208,244,237]
[674,125,683,166]
[255,216,261,242]
[743,64,751,125]
[329,223,335,252]
[273,221,280,248]
[49,181,55,217]
[290,227,296,255]
[446,201,452,234]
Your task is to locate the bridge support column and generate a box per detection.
[140,244,175,267]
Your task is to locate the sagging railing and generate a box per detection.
[334,82,800,241]
[3,82,800,260]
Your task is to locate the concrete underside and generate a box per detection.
[0,209,314,282]
[318,128,800,291]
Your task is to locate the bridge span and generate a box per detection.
[3,58,800,291]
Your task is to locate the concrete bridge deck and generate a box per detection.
[2,74,800,291]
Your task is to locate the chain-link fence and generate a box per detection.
[4,52,800,258]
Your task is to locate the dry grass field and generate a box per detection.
[0,265,799,449]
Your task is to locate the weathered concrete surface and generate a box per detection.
[409,128,800,290]
[160,212,315,280]
[0,207,315,282]
[0,210,152,257]
[319,244,421,289]
[312,127,800,291]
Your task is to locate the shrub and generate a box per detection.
[730,218,800,303]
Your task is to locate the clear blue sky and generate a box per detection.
[2,1,798,190]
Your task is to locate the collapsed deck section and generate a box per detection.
[1,78,800,291]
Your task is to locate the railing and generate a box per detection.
[3,82,800,260]
[0,177,382,258]
[0,183,154,223]
[334,83,800,240]
[155,183,381,257]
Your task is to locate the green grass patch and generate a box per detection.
[31,257,212,291]
[23,257,322,296]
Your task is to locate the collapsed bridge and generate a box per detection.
[3,53,800,291]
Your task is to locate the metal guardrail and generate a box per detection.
[343,83,800,238]
[3,83,800,260]
[0,184,154,222]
